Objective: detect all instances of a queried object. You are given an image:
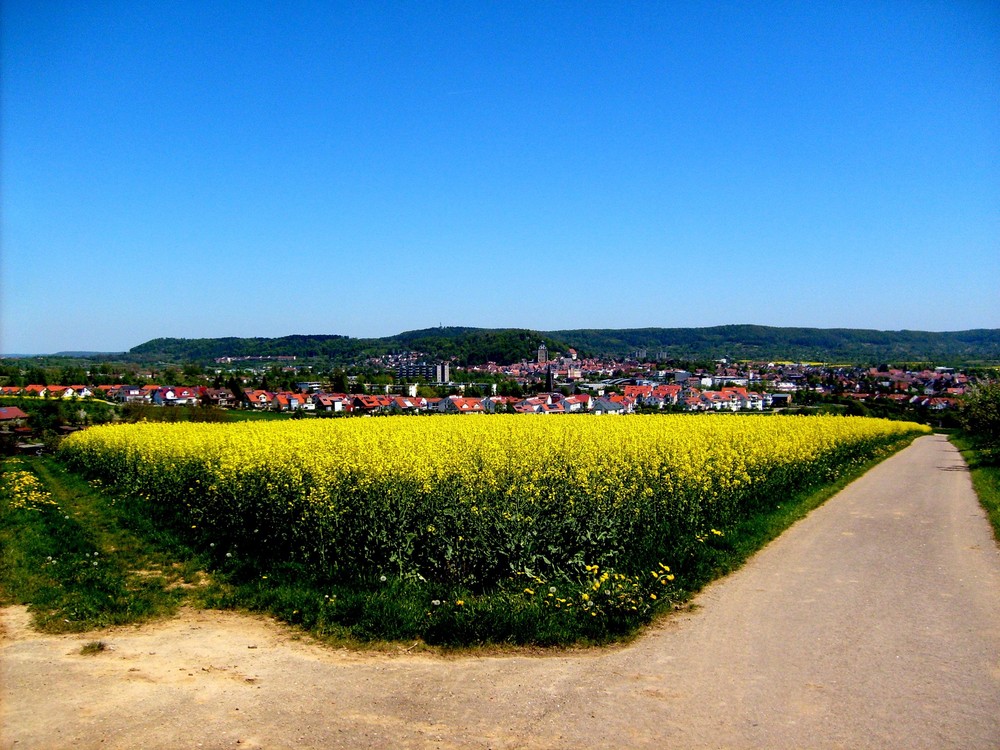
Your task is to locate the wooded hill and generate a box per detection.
[548,326,1000,364]
[129,329,572,367]
[127,326,1000,366]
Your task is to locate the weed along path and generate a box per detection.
[2,434,999,749]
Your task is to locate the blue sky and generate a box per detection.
[2,1,998,354]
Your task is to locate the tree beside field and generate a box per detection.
[960,383,1000,464]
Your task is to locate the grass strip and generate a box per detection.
[949,434,1000,545]
[0,457,217,632]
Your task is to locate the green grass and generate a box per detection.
[949,434,1000,545]
[0,457,220,632]
[2,437,920,647]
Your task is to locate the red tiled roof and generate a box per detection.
[624,385,653,398]
[447,398,485,412]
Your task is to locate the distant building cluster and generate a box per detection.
[0,356,978,431]
[214,355,297,364]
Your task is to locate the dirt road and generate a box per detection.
[2,434,998,749]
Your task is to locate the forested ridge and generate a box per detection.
[127,325,1000,365]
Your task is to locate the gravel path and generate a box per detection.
[2,434,998,749]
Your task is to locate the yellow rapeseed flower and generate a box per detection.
[55,413,929,598]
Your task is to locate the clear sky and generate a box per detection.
[2,1,998,354]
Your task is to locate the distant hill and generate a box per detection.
[129,329,572,367]
[53,351,126,358]
[548,326,1000,363]
[127,326,1000,366]
[388,328,572,365]
[129,335,362,361]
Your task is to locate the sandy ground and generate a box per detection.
[2,434,998,749]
